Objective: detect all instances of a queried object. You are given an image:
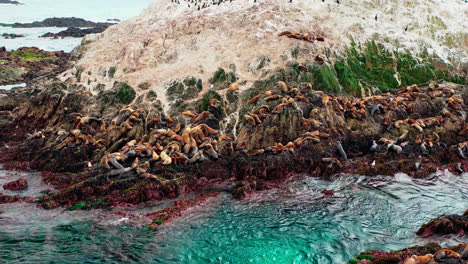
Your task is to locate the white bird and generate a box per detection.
[370,140,378,152]
[414,155,422,170]
[371,160,376,166]
[88,162,92,168]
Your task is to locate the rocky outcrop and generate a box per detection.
[59,0,467,109]
[417,210,468,237]
[40,26,111,38]
[3,179,28,191]
[0,0,22,5]
[351,243,468,264]
[1,33,24,39]
[0,75,466,209]
[12,17,115,28]
[145,192,219,229]
[0,47,69,85]
[0,193,33,203]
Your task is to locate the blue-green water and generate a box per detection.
[1,171,467,263]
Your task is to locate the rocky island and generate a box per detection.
[0,0,467,263]
[0,0,22,5]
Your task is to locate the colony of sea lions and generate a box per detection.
[28,76,465,180]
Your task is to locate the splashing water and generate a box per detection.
[0,170,467,263]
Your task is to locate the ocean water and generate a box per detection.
[0,27,82,51]
[0,0,155,52]
[1,170,467,263]
[0,0,155,23]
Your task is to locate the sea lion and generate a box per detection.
[160,150,172,165]
[433,250,461,264]
[298,65,309,72]
[209,98,221,108]
[111,155,124,169]
[265,90,278,96]
[277,81,288,93]
[188,150,206,164]
[247,94,262,104]
[245,114,256,125]
[404,254,433,264]
[336,141,348,161]
[264,94,281,101]
[322,157,342,168]
[228,84,239,91]
[247,149,264,156]
[388,143,402,154]
[203,144,219,159]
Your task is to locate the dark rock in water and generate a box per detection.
[40,25,110,38]
[321,189,334,196]
[0,0,23,5]
[106,18,121,23]
[417,212,468,237]
[12,17,115,28]
[1,33,25,39]
[3,179,28,191]
[232,176,280,199]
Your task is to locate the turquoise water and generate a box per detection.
[1,171,467,263]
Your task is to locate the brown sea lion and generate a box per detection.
[248,94,262,104]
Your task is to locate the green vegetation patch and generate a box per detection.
[198,90,223,112]
[116,82,136,104]
[166,76,203,102]
[11,49,55,62]
[108,66,117,78]
[210,68,237,84]
[358,254,374,261]
[67,198,108,211]
[98,82,136,105]
[276,40,466,97]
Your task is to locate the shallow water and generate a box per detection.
[0,170,467,263]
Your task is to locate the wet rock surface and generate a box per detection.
[352,243,468,264]
[417,210,468,237]
[2,178,28,191]
[0,78,467,210]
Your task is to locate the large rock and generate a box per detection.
[3,179,28,191]
[417,212,468,237]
